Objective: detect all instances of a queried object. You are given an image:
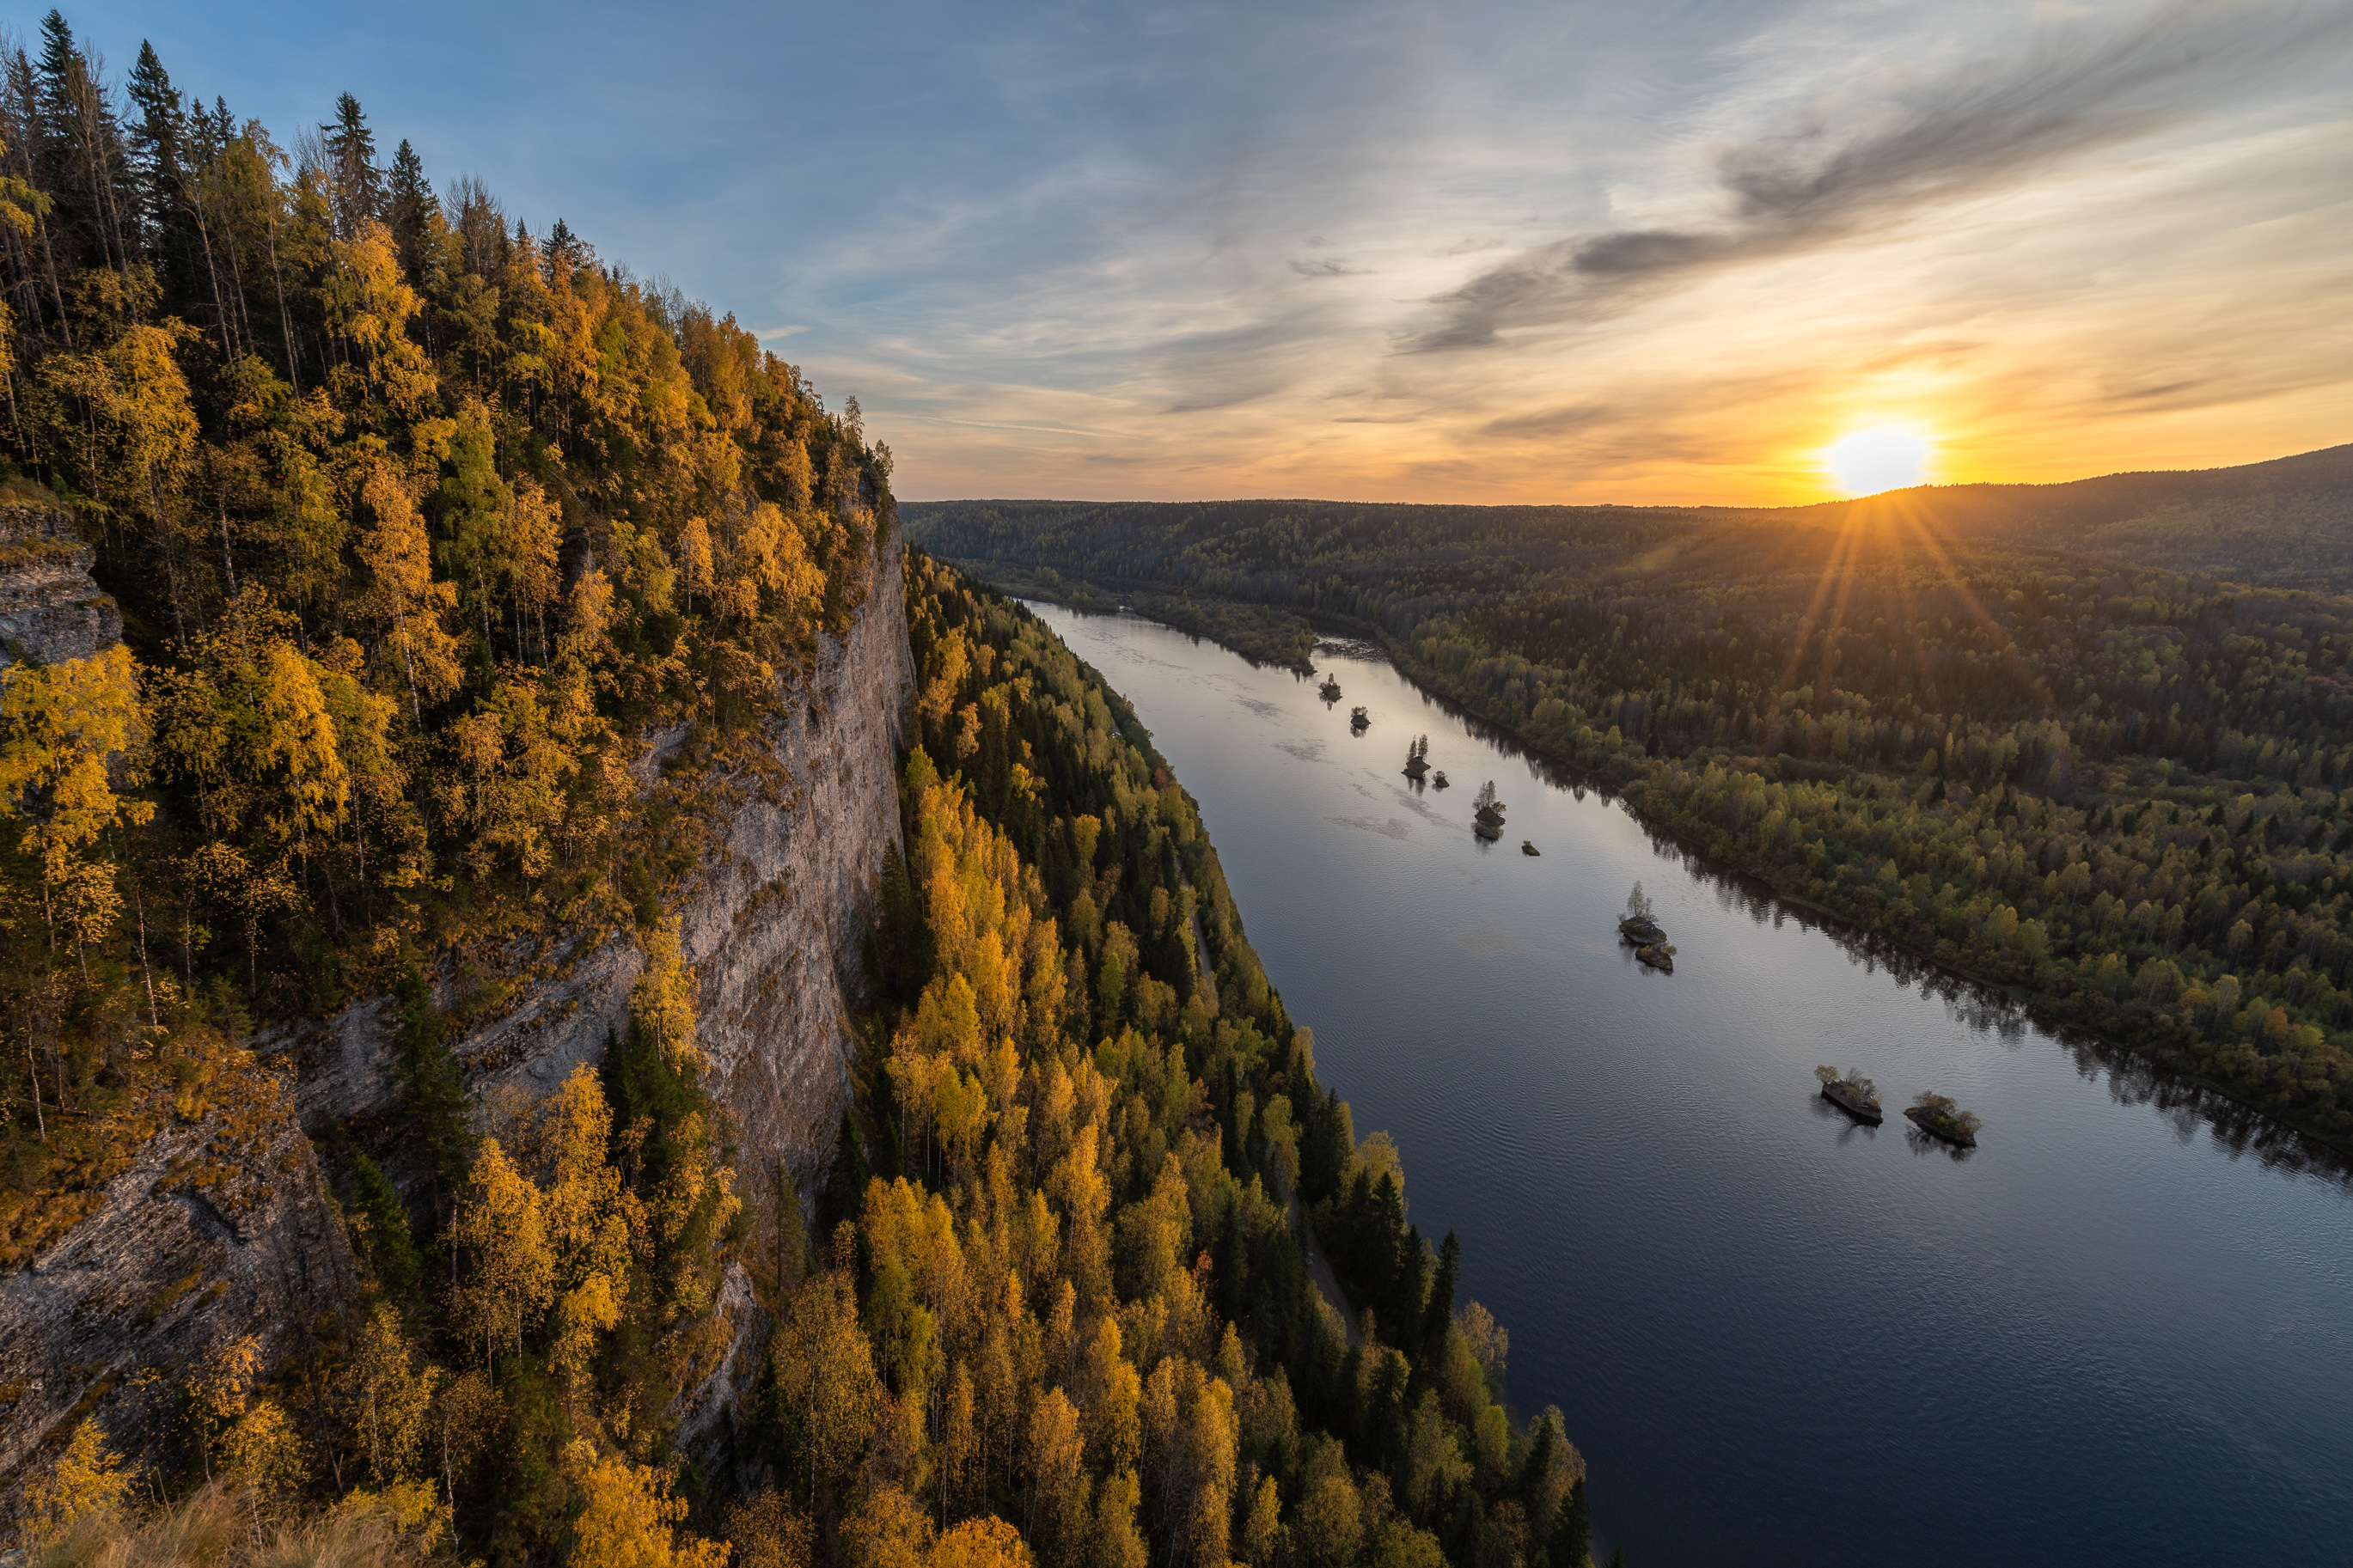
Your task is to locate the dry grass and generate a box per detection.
[29,1483,449,1568]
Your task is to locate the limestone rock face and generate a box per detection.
[0,1055,356,1480]
[307,535,914,1187]
[0,532,913,1484]
[0,502,121,669]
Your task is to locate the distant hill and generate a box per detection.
[906,442,2353,595]
[1722,442,2353,592]
[904,442,2353,1154]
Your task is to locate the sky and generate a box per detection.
[49,0,2353,504]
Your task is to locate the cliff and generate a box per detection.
[0,1052,356,1480]
[0,499,120,670]
[289,533,912,1185]
[0,529,914,1480]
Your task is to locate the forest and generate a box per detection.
[904,486,2353,1149]
[15,552,1595,1568]
[0,3,890,1276]
[0,15,1595,1568]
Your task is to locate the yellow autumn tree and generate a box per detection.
[774,1266,881,1500]
[844,1485,932,1568]
[455,1138,556,1364]
[20,1417,135,1544]
[563,1439,730,1568]
[36,318,199,524]
[552,1272,620,1408]
[340,1302,440,1483]
[327,218,437,415]
[632,915,701,1070]
[932,1516,1033,1568]
[222,1397,309,1511]
[535,1065,643,1289]
[507,479,565,652]
[259,638,350,857]
[455,674,575,880]
[0,644,153,956]
[357,461,461,722]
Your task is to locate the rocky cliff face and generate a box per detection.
[0,502,356,1482]
[0,528,914,1480]
[292,535,914,1188]
[0,1055,357,1480]
[0,500,120,669]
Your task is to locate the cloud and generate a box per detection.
[1403,0,2353,352]
[1291,257,1372,276]
[1481,403,1613,439]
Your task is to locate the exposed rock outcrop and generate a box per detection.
[294,537,913,1188]
[0,501,120,670]
[0,531,914,1482]
[0,1052,356,1480]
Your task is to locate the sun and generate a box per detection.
[1824,425,1933,496]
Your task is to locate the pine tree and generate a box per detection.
[1421,1231,1459,1362]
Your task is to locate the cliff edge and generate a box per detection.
[0,527,913,1482]
[0,500,121,671]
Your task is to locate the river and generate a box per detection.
[1024,601,2353,1567]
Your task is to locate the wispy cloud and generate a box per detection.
[178,0,2340,502]
[1403,0,2353,351]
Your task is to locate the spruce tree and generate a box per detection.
[320,89,383,236]
[1423,1229,1460,1359]
[386,137,432,278]
[124,40,184,238]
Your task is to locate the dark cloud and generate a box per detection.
[1482,403,1613,438]
[1292,257,1372,276]
[1152,312,1340,413]
[1404,0,2353,352]
[2109,378,2209,403]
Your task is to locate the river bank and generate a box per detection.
[1021,596,2353,1567]
[991,569,2350,1163]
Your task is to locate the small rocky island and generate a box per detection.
[1905,1092,1983,1147]
[1350,704,1370,730]
[1320,674,1342,703]
[1473,779,1506,840]
[1619,882,1676,971]
[1403,733,1430,779]
[1815,1065,1884,1125]
[1433,770,1450,788]
[1521,839,1539,856]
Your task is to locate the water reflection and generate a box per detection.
[1034,601,2353,1568]
[1617,789,2348,1182]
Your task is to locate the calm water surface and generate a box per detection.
[1026,602,2353,1568]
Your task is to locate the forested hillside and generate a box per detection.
[0,16,1591,1568]
[0,4,874,1557]
[800,556,1585,1568]
[906,479,2353,1150]
[1739,444,2353,593]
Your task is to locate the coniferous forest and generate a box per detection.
[0,16,1581,1568]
